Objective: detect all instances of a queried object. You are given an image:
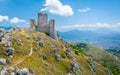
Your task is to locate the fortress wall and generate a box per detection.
[36,26,50,34]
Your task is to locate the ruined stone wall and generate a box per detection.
[49,20,58,40]
[31,13,58,40]
[30,19,36,30]
[36,26,50,34]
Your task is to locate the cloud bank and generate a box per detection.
[41,0,74,16]
[57,23,120,32]
[0,15,9,22]
[10,17,26,24]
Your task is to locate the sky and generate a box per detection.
[0,0,120,32]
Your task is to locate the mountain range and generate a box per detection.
[58,29,120,49]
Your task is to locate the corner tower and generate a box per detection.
[38,13,48,26]
[30,19,36,30]
[49,20,58,41]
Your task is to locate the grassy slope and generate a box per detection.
[0,29,109,75]
[72,43,120,75]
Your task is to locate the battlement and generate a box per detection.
[30,13,58,41]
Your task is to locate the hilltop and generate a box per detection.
[0,28,113,75]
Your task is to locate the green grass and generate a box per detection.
[72,42,120,75]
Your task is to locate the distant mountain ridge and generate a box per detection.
[0,25,13,30]
[58,30,120,49]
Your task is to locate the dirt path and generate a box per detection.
[14,45,33,66]
[29,45,33,56]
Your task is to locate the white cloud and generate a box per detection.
[78,8,91,13]
[57,23,120,32]
[41,0,74,16]
[10,17,26,24]
[0,15,9,22]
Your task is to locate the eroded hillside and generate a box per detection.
[0,28,112,75]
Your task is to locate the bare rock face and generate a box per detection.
[5,47,15,56]
[0,58,6,66]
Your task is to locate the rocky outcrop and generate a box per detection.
[38,41,44,47]
[88,55,95,72]
[55,54,61,62]
[66,48,73,59]
[5,47,15,56]
[0,58,6,66]
[16,68,34,75]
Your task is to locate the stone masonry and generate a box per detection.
[30,13,58,41]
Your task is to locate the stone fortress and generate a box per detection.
[30,13,58,40]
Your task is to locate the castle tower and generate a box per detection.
[38,13,43,26]
[49,20,58,41]
[38,13,48,26]
[30,19,36,30]
[43,14,48,26]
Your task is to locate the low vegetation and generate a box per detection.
[71,42,120,75]
[0,28,114,75]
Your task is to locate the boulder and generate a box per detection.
[5,42,12,47]
[66,48,73,59]
[38,41,44,47]
[88,55,95,72]
[17,39,22,45]
[0,58,6,66]
[0,69,7,75]
[55,54,61,62]
[16,68,34,75]
[89,61,95,72]
[28,68,34,74]
[42,55,47,60]
[69,62,80,72]
[10,72,15,75]
[33,36,38,41]
[16,68,29,75]
[53,49,58,54]
[5,47,15,56]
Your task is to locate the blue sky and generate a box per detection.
[0,0,120,32]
